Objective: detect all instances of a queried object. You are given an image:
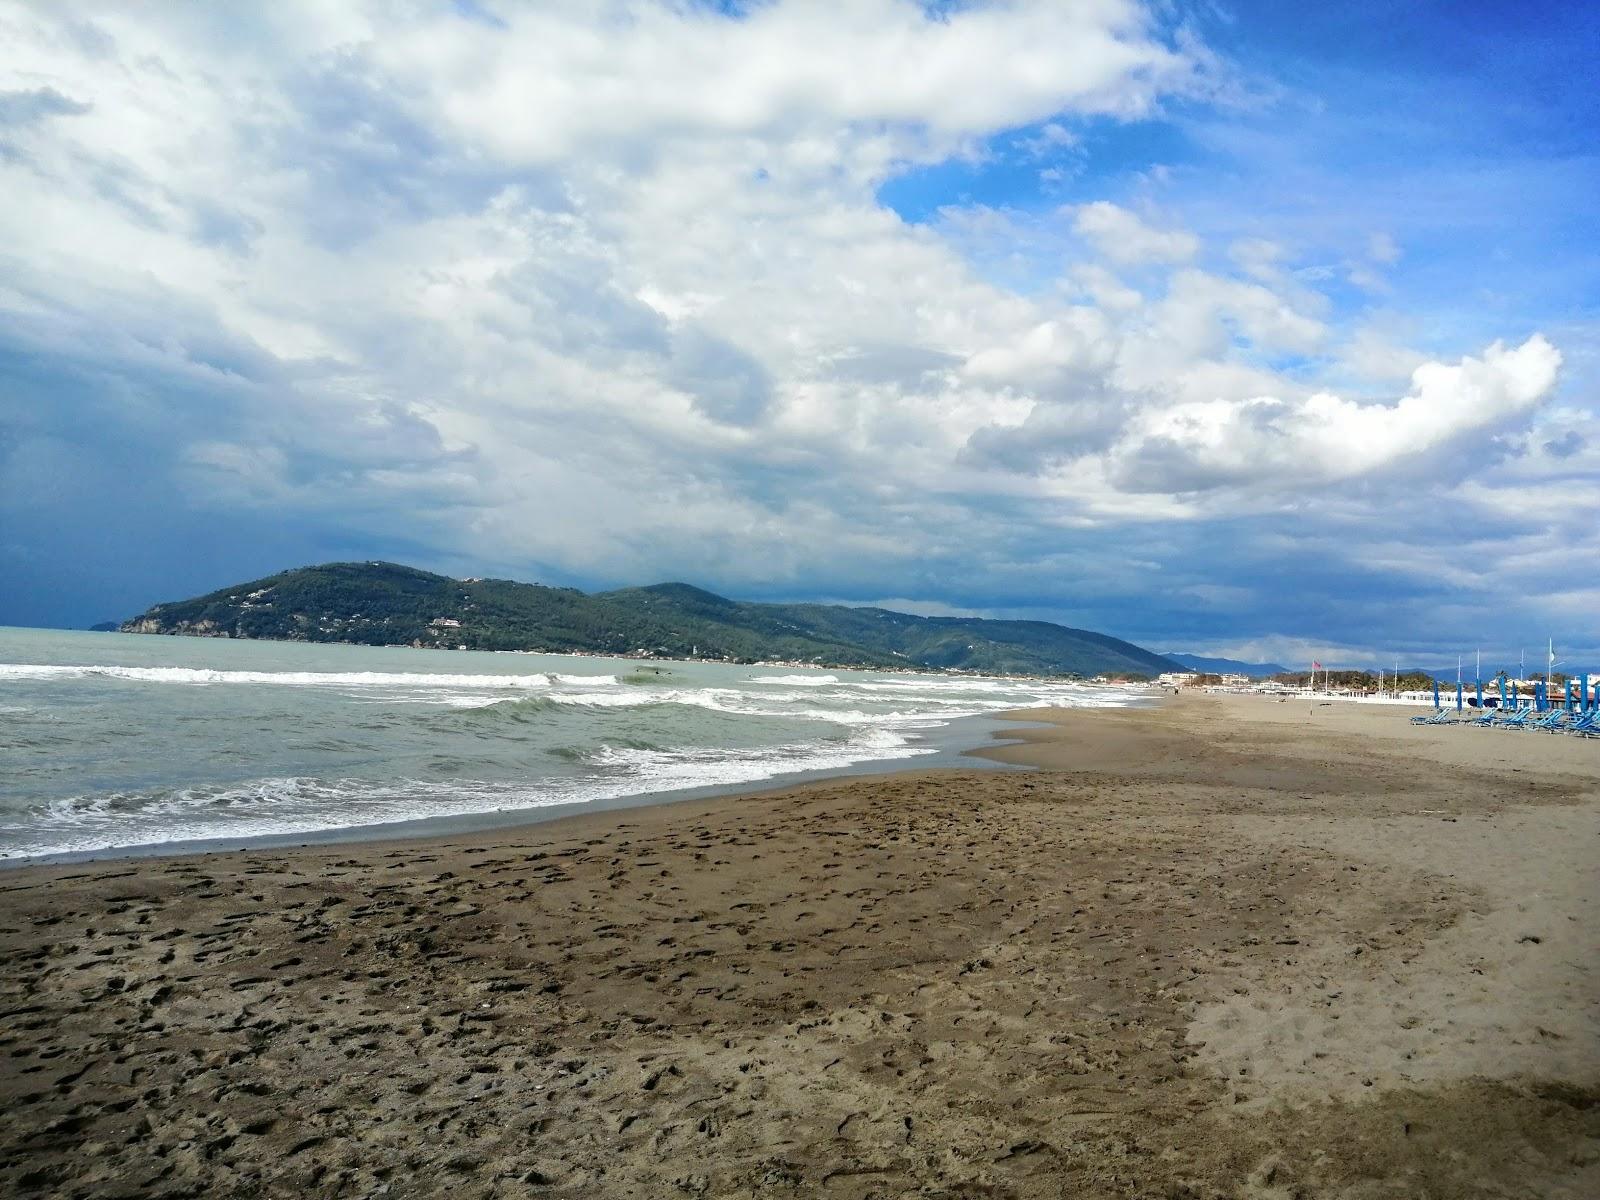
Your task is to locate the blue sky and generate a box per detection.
[1,0,1595,671]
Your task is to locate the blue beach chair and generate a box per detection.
[1410,708,1457,725]
[1563,711,1600,737]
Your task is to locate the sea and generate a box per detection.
[0,627,1149,863]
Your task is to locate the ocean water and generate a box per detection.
[0,628,1149,861]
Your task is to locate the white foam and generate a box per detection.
[584,726,927,788]
[543,690,661,708]
[0,663,556,690]
[1,728,935,860]
[435,695,525,709]
[534,682,1141,726]
[0,654,1152,859]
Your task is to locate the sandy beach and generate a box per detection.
[2,693,1596,1198]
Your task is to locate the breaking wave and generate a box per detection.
[0,663,607,690]
[1,637,1152,861]
[3,726,931,859]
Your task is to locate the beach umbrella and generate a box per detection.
[1455,681,1463,712]
[1536,681,1546,712]
[1498,676,1507,708]
[1476,680,1483,709]
[1584,674,1591,712]
[1432,678,1440,709]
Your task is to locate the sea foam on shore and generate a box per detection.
[0,627,1148,860]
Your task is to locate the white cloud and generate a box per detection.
[1337,325,1429,384]
[1228,237,1287,280]
[1368,231,1402,264]
[1018,121,1082,160]
[1072,200,1200,265]
[962,310,1119,386]
[1146,268,1328,359]
[1099,335,1560,494]
[387,0,1198,166]
[0,0,1588,658]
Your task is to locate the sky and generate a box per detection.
[1,0,1596,672]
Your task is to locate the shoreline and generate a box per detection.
[1,625,1160,869]
[2,692,1595,1197]
[0,709,1062,871]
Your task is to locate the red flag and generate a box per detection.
[1312,661,1322,669]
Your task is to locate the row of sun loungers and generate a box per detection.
[1409,705,1600,735]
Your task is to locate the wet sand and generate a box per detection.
[1,693,1596,1198]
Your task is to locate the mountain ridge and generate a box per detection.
[119,561,1179,678]
[1165,652,1290,678]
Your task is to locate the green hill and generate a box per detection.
[120,561,1178,678]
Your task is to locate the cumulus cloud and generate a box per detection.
[1337,325,1429,385]
[1073,201,1200,265]
[395,0,1200,164]
[1101,335,1561,494]
[0,0,1588,659]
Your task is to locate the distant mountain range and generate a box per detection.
[119,561,1182,678]
[1164,653,1290,678]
